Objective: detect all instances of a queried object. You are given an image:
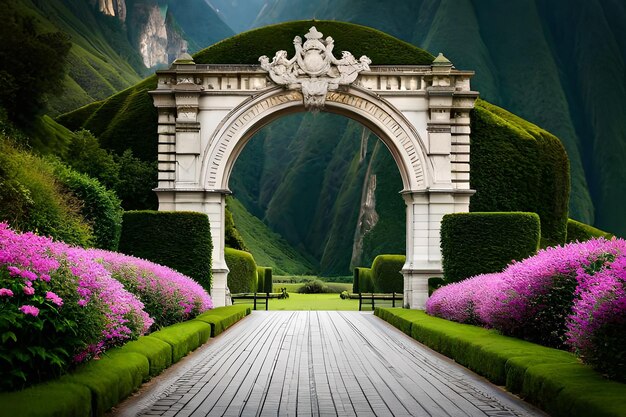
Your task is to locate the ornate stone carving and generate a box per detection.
[259,26,371,110]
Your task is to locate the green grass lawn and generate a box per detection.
[266,293,359,310]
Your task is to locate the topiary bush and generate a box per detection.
[52,162,122,251]
[566,218,613,243]
[470,101,570,248]
[372,254,405,293]
[355,267,373,292]
[224,248,257,294]
[119,211,212,292]
[440,212,541,283]
[256,266,272,293]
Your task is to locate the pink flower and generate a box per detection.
[19,305,39,316]
[0,288,13,297]
[45,291,63,306]
[23,286,35,296]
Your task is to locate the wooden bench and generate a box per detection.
[231,292,285,310]
[358,292,403,311]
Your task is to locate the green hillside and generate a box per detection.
[5,0,144,116]
[251,0,626,237]
[227,197,315,275]
[56,20,569,275]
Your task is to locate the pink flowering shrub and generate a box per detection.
[0,223,152,391]
[88,249,212,329]
[427,237,626,380]
[566,254,626,381]
[425,273,504,325]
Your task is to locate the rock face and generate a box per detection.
[98,0,126,22]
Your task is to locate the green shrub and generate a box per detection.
[470,101,569,247]
[355,267,373,292]
[372,254,405,293]
[225,203,247,251]
[566,218,613,243]
[114,336,172,377]
[224,248,258,293]
[52,162,122,250]
[256,266,272,293]
[440,212,540,283]
[119,211,212,292]
[0,139,93,246]
[298,279,330,294]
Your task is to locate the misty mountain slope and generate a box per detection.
[252,0,626,236]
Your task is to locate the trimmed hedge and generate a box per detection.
[354,267,373,293]
[440,212,540,283]
[256,266,273,293]
[0,305,252,417]
[375,308,626,417]
[470,101,570,248]
[148,321,212,363]
[224,248,258,293]
[372,254,405,293]
[119,211,212,292]
[114,337,172,377]
[0,382,92,417]
[61,352,149,417]
[194,305,252,337]
[566,218,613,243]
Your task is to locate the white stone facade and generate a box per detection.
[150,29,478,308]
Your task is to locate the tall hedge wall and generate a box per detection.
[224,248,258,294]
[119,211,212,291]
[354,267,373,293]
[470,100,570,247]
[372,255,405,293]
[441,212,541,283]
[566,219,613,243]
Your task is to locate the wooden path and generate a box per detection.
[114,311,544,417]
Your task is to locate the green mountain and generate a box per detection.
[57,21,569,276]
[5,0,234,116]
[250,0,626,238]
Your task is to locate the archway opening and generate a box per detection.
[228,111,407,282]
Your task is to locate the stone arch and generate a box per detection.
[150,26,478,309]
[200,86,432,193]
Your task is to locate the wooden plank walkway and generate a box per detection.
[114,311,545,417]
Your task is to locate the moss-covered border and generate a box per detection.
[375,308,626,417]
[0,305,251,417]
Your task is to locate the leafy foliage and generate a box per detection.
[0,137,93,247]
[0,8,71,125]
[52,162,123,251]
[440,212,541,283]
[119,211,213,292]
[224,248,257,294]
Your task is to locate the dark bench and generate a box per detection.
[359,292,403,311]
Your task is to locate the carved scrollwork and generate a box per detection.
[259,26,371,111]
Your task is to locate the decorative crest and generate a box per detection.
[259,26,371,110]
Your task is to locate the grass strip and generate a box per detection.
[375,308,626,417]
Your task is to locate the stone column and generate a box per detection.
[204,191,229,308]
[402,189,472,309]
